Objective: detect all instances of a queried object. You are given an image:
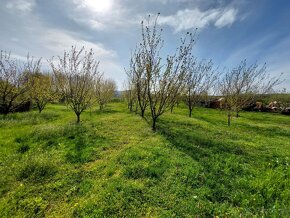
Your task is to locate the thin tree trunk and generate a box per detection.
[228,111,231,126]
[141,109,145,118]
[152,117,157,132]
[188,95,192,117]
[76,113,80,123]
[37,103,42,113]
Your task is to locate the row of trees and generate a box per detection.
[1,15,285,129]
[0,47,116,122]
[124,15,282,130]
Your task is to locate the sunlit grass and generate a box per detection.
[0,103,289,217]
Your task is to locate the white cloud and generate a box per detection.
[76,0,113,14]
[71,0,130,31]
[149,0,198,4]
[6,0,36,13]
[158,7,238,32]
[215,8,238,28]
[38,29,117,59]
[29,28,123,87]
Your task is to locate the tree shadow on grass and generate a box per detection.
[62,125,114,164]
[157,118,253,204]
[158,118,247,157]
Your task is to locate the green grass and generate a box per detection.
[0,103,289,217]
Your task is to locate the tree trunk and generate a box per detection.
[37,104,42,113]
[36,102,43,113]
[152,117,157,132]
[228,111,231,127]
[189,107,192,117]
[76,113,80,123]
[188,96,192,117]
[236,111,239,118]
[141,109,145,118]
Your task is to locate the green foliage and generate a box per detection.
[0,103,289,217]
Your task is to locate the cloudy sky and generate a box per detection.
[1,0,290,90]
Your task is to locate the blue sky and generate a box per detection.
[0,0,289,90]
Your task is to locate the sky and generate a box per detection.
[0,0,290,90]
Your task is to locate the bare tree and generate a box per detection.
[124,56,138,113]
[96,78,116,110]
[135,14,195,131]
[128,47,149,117]
[185,59,217,117]
[49,46,100,123]
[169,84,185,113]
[123,79,137,113]
[219,60,281,126]
[0,51,41,114]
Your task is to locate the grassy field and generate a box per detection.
[0,102,289,217]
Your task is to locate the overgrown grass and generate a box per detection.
[0,103,289,217]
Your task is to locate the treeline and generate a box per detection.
[123,15,288,129]
[0,47,116,122]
